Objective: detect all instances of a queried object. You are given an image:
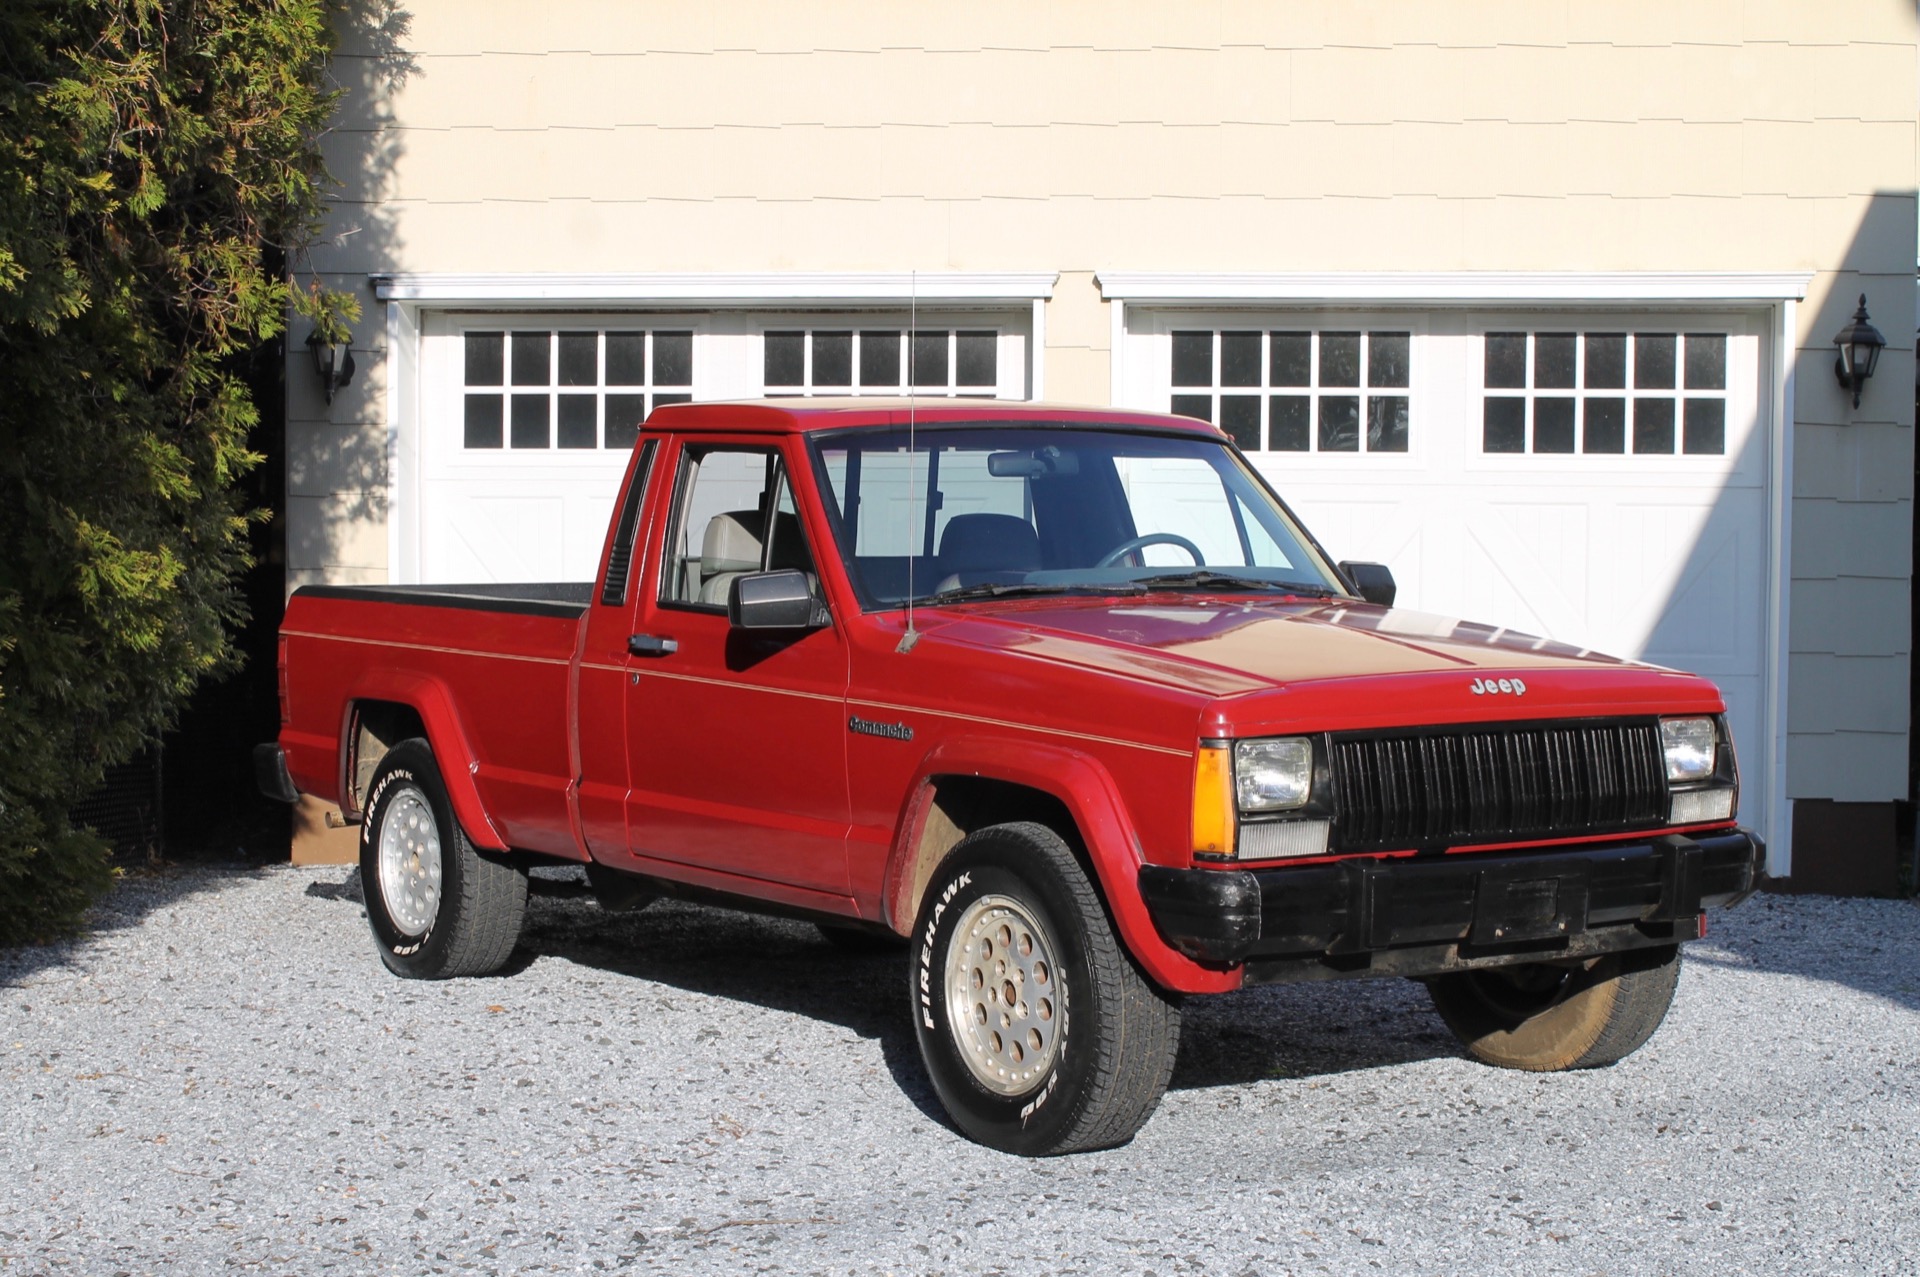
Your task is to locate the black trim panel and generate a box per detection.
[292,582,590,619]
[1139,828,1764,977]
[253,743,300,804]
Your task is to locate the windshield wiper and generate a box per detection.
[924,580,1147,605]
[1135,571,1339,597]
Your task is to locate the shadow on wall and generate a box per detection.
[284,0,419,584]
[156,2,419,860]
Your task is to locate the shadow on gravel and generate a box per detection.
[0,864,272,989]
[1681,892,1920,1012]
[292,866,1468,1111]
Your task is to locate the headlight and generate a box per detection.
[1234,737,1313,811]
[1660,718,1717,783]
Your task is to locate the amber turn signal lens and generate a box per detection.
[1191,743,1236,858]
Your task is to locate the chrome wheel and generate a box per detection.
[944,894,1062,1096]
[377,786,442,937]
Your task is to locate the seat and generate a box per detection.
[934,512,1041,593]
[698,511,764,604]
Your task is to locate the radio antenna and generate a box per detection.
[896,269,921,653]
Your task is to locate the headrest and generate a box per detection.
[938,513,1040,574]
[701,511,763,575]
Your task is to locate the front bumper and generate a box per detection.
[1138,829,1763,983]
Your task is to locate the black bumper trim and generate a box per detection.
[253,743,301,805]
[1139,828,1764,976]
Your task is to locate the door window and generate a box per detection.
[660,447,815,609]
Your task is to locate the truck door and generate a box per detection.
[619,438,851,896]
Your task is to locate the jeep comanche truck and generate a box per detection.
[258,399,1762,1156]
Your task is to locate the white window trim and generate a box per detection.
[1099,271,1810,876]
[371,271,1057,306]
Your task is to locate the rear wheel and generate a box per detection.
[1426,945,1681,1071]
[360,739,527,979]
[911,822,1181,1155]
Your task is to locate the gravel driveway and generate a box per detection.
[3,863,1915,1275]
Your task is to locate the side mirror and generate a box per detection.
[1338,561,1396,607]
[728,569,827,630]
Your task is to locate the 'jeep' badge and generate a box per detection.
[1470,677,1526,696]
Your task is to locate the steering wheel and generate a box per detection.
[1094,532,1206,568]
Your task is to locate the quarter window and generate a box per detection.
[1169,329,1411,454]
[1481,331,1727,456]
[462,328,692,451]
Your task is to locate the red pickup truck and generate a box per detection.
[259,399,1761,1156]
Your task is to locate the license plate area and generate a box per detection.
[1471,865,1590,945]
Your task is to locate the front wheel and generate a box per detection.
[911,822,1181,1156]
[360,739,527,979]
[1425,945,1681,1071]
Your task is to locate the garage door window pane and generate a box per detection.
[1220,395,1261,449]
[557,394,596,449]
[510,331,550,386]
[1320,333,1360,387]
[956,331,997,387]
[1534,334,1576,389]
[1633,398,1675,453]
[510,394,549,448]
[558,332,597,387]
[910,331,948,389]
[1270,332,1311,387]
[1485,333,1527,389]
[1368,332,1409,388]
[465,332,504,385]
[1585,334,1626,388]
[1269,396,1310,451]
[605,394,647,450]
[1484,397,1525,452]
[1584,398,1625,453]
[1685,334,1726,390]
[1367,396,1409,452]
[653,332,692,386]
[1634,334,1676,389]
[1534,398,1575,453]
[1221,332,1262,387]
[606,332,646,385]
[1171,394,1212,423]
[860,331,900,387]
[464,393,503,448]
[1172,332,1213,386]
[813,332,853,386]
[1684,399,1725,454]
[764,332,804,387]
[1319,396,1359,451]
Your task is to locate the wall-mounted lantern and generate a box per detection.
[306,326,356,404]
[1831,294,1885,409]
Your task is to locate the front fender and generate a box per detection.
[883,737,1241,996]
[339,669,510,851]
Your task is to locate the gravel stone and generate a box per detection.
[3,864,1915,1274]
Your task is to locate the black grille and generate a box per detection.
[1329,720,1667,852]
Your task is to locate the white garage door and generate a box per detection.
[410,311,1030,585]
[1125,309,1770,826]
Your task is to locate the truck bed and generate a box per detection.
[278,582,594,857]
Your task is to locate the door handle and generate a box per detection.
[628,633,678,657]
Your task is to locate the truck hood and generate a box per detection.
[927,595,1723,728]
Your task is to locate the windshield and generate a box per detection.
[809,424,1346,609]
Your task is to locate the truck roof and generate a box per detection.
[645,397,1227,437]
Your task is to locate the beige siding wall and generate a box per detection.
[298,1,1917,804]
